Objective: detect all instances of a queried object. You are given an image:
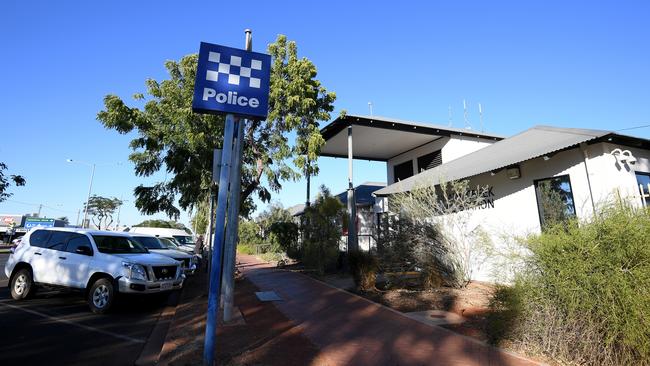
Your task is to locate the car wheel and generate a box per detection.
[88,278,115,314]
[10,268,34,300]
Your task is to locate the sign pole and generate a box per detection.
[221,28,251,323]
[203,113,236,366]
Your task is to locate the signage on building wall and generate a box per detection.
[192,42,271,119]
[0,215,24,227]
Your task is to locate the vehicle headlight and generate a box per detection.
[122,262,148,281]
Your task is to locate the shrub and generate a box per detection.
[238,220,262,246]
[268,221,300,259]
[237,243,255,255]
[348,251,379,291]
[302,186,345,275]
[487,202,650,365]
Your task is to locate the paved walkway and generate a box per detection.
[238,254,543,366]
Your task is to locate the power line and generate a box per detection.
[616,124,650,132]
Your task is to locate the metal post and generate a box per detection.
[306,159,311,208]
[206,149,222,276]
[203,113,236,366]
[222,118,244,322]
[347,124,358,252]
[76,209,80,227]
[83,164,95,228]
[221,28,251,323]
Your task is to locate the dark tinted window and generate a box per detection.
[172,235,195,245]
[46,231,72,251]
[393,160,414,182]
[29,230,51,248]
[131,236,166,249]
[66,234,93,254]
[92,235,148,254]
[417,150,442,173]
[534,175,576,229]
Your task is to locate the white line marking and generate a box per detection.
[0,302,145,344]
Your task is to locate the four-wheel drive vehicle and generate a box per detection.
[128,233,197,275]
[127,227,196,253]
[4,228,184,314]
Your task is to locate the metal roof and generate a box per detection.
[336,182,386,206]
[374,125,626,196]
[320,115,504,161]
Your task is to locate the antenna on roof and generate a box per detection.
[368,102,373,116]
[448,105,453,127]
[463,99,471,130]
[478,103,484,133]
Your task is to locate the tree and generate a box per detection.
[57,216,70,225]
[134,219,189,232]
[0,162,26,203]
[302,186,346,274]
[85,195,123,230]
[97,35,335,219]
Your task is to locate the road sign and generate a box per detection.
[192,42,271,119]
[24,218,55,229]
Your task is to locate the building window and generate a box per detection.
[417,150,442,173]
[534,175,576,229]
[635,172,650,206]
[393,160,414,182]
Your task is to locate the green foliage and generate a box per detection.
[191,197,209,235]
[236,243,255,255]
[134,219,189,231]
[57,216,70,225]
[302,185,345,274]
[96,35,335,220]
[86,195,123,230]
[348,251,379,291]
[238,219,262,246]
[0,162,26,203]
[487,202,650,365]
[268,221,300,259]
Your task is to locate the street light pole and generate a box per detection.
[83,164,96,229]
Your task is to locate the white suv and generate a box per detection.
[4,228,184,314]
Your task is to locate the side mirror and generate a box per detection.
[75,245,93,256]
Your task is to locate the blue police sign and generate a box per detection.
[192,42,271,119]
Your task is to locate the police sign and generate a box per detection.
[192,42,271,119]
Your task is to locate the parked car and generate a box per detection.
[128,233,197,275]
[127,227,195,253]
[4,228,184,314]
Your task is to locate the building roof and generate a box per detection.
[336,182,386,206]
[320,115,504,162]
[375,125,650,196]
[287,203,306,217]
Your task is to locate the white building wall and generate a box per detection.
[386,136,495,184]
[381,142,650,284]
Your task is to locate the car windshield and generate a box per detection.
[159,237,179,249]
[92,235,148,254]
[173,235,195,245]
[131,236,167,250]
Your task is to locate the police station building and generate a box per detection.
[320,115,650,282]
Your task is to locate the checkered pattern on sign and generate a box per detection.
[205,51,263,89]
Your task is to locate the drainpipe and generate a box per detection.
[347,124,358,252]
[580,143,597,216]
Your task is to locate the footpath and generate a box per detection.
[238,254,544,366]
[157,254,544,366]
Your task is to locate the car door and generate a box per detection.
[26,229,52,283]
[39,231,72,285]
[59,233,94,288]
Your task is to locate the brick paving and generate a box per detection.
[238,254,545,366]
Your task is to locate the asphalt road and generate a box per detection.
[0,253,172,366]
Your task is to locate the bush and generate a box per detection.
[487,202,650,365]
[302,186,345,275]
[237,243,255,255]
[268,221,300,259]
[348,251,379,291]
[239,220,262,246]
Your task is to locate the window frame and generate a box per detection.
[65,233,94,255]
[28,229,52,248]
[417,150,442,173]
[634,171,650,206]
[533,174,577,229]
[393,160,414,182]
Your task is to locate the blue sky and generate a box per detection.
[1,1,649,228]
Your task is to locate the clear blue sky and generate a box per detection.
[1,1,649,227]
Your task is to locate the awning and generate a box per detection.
[320,115,504,162]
